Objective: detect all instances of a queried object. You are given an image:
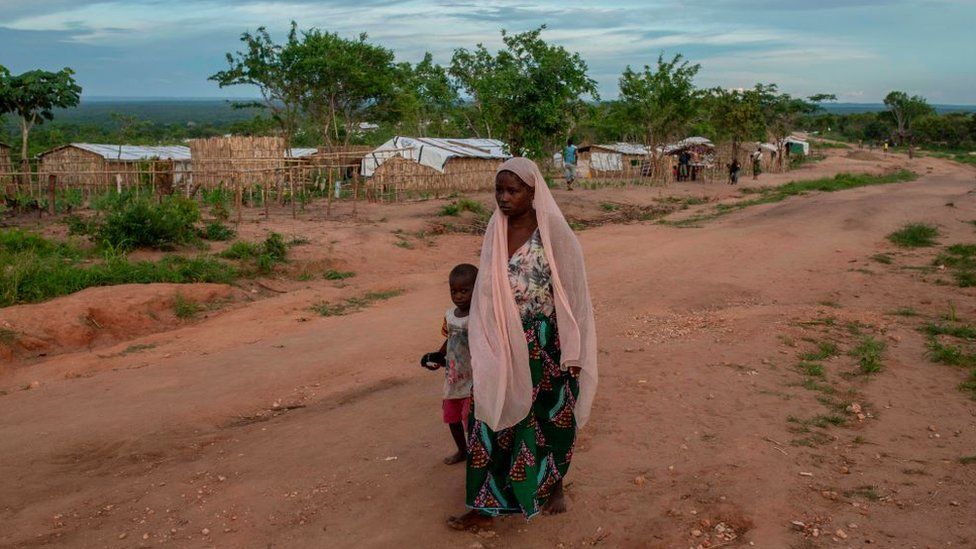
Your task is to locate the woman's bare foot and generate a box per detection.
[542,479,568,514]
[443,450,466,465]
[447,510,492,531]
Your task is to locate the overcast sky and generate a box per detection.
[1,0,974,104]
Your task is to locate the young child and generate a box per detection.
[420,263,477,465]
[728,158,741,185]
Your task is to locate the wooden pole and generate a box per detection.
[290,167,297,220]
[48,173,56,215]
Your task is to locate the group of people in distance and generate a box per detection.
[420,157,598,530]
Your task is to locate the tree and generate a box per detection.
[618,53,701,149]
[451,26,598,158]
[394,53,459,137]
[210,23,304,151]
[290,29,398,148]
[0,66,82,181]
[704,87,765,159]
[883,91,934,145]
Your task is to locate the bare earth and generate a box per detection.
[2,149,975,548]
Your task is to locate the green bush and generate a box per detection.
[888,223,939,248]
[220,241,261,260]
[77,194,201,251]
[439,198,485,217]
[201,221,236,241]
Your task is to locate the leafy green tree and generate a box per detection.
[290,29,398,147]
[210,23,304,150]
[618,54,701,149]
[394,53,459,137]
[0,66,82,178]
[704,87,765,159]
[451,26,598,158]
[883,91,934,145]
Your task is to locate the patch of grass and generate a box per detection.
[853,435,867,445]
[1,231,237,307]
[850,336,886,374]
[599,202,620,212]
[844,485,880,501]
[798,316,837,327]
[394,238,414,249]
[887,223,939,248]
[439,198,485,217]
[889,307,918,317]
[801,378,837,394]
[811,414,847,427]
[798,361,825,378]
[871,253,894,264]
[220,241,261,260]
[173,294,202,319]
[219,234,288,274]
[288,236,311,246]
[310,289,404,317]
[959,455,976,465]
[122,343,156,355]
[324,270,356,281]
[800,341,840,361]
[818,300,842,308]
[925,339,976,368]
[961,369,976,400]
[200,221,236,242]
[920,322,976,340]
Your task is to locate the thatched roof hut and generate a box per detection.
[37,143,191,190]
[362,137,510,198]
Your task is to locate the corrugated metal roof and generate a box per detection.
[59,143,191,161]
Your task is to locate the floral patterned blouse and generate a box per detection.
[508,229,555,322]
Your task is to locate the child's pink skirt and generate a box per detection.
[442,397,471,424]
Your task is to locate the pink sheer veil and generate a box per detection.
[468,157,598,431]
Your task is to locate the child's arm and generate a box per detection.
[420,339,448,371]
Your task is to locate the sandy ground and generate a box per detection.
[1,148,975,548]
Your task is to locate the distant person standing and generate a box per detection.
[728,158,741,185]
[562,138,578,191]
[883,141,889,156]
[751,147,763,180]
[908,143,915,159]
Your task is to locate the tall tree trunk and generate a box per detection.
[19,117,32,188]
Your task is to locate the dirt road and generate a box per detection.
[2,151,975,548]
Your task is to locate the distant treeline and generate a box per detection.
[3,22,974,164]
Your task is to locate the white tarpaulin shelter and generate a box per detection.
[660,136,714,155]
[67,143,191,161]
[361,136,509,177]
[784,136,810,155]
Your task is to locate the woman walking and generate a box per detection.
[448,157,598,529]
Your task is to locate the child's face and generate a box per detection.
[450,277,474,311]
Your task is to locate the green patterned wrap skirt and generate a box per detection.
[465,314,579,518]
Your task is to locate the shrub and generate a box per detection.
[220,241,261,260]
[888,223,939,248]
[201,221,236,241]
[173,294,202,319]
[439,198,485,217]
[88,195,201,251]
